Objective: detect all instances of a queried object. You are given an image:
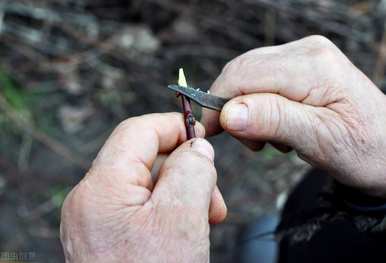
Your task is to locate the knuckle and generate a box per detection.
[302,36,342,71]
[270,97,284,137]
[220,57,246,92]
[221,56,244,77]
[314,46,338,65]
[114,115,153,135]
[305,35,334,47]
[264,96,283,138]
[306,36,337,59]
[247,95,283,139]
[218,52,257,95]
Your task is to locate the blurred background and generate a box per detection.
[0,0,385,262]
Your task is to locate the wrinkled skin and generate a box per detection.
[61,35,386,263]
[202,35,386,197]
[60,113,227,263]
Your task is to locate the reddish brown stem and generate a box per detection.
[180,95,196,139]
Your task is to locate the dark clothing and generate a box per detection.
[277,169,386,263]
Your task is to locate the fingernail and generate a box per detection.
[191,138,214,160]
[224,103,248,131]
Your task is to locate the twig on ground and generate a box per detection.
[0,94,89,169]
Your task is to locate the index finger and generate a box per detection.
[202,35,346,135]
[91,112,205,189]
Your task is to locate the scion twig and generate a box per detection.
[178,68,196,139]
[180,95,196,139]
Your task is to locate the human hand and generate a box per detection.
[60,113,227,263]
[202,35,386,197]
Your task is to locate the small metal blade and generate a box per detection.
[167,84,229,111]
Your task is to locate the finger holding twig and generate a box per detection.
[178,68,196,139]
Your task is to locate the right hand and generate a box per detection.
[202,35,386,197]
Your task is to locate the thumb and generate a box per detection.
[151,138,217,216]
[220,93,316,149]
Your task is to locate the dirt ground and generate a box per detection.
[0,0,385,262]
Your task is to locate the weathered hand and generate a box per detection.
[60,113,226,263]
[202,35,386,197]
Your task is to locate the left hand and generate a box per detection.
[60,113,227,263]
